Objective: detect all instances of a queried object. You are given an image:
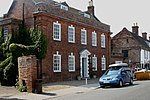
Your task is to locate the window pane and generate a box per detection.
[92,57,97,71]
[101,34,105,48]
[68,26,75,43]
[81,30,87,44]
[68,55,75,72]
[92,32,97,46]
[101,56,106,70]
[53,54,61,72]
[53,22,61,41]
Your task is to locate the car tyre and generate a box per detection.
[129,78,133,85]
[118,80,123,87]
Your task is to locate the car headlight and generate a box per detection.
[112,78,119,81]
[99,78,103,81]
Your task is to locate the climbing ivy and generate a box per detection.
[0,26,48,86]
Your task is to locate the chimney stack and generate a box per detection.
[132,23,139,35]
[88,0,94,16]
[142,32,147,40]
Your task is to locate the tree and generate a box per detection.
[0,26,48,85]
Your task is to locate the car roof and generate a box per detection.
[109,63,128,68]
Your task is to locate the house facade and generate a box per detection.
[0,0,111,82]
[111,24,150,69]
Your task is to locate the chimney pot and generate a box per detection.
[132,23,139,35]
[142,32,147,40]
[89,0,93,6]
[88,0,94,16]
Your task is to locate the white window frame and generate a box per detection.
[3,28,8,42]
[92,31,97,46]
[101,55,106,71]
[53,51,61,72]
[101,33,105,48]
[60,4,68,11]
[53,21,61,41]
[81,28,87,45]
[68,53,75,72]
[68,25,75,43]
[84,13,90,18]
[92,55,97,71]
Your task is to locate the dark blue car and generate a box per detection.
[99,63,133,88]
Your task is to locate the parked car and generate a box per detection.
[99,63,134,88]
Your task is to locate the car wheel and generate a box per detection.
[130,79,133,85]
[119,80,123,87]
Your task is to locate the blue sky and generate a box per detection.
[0,0,150,37]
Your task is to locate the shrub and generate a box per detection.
[18,86,27,92]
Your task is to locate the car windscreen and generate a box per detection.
[104,67,121,75]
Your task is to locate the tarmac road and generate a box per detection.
[51,80,150,100]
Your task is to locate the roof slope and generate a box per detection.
[113,27,150,50]
[5,0,110,32]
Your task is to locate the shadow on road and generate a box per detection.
[96,83,139,90]
[41,92,57,96]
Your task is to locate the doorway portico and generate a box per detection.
[80,49,91,79]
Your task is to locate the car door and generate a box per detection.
[126,70,132,82]
[121,70,128,83]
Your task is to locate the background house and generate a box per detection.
[111,24,150,69]
[0,0,111,82]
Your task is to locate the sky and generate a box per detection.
[0,0,150,37]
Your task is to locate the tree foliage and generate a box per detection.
[0,26,48,85]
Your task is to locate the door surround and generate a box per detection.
[80,49,91,78]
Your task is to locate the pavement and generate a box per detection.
[0,78,99,100]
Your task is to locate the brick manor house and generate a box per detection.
[0,0,111,82]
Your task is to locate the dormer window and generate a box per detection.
[79,12,90,18]
[60,4,68,11]
[84,13,90,18]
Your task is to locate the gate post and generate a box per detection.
[18,55,38,93]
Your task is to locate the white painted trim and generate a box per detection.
[68,25,75,43]
[80,49,91,78]
[68,53,75,72]
[53,21,61,41]
[101,33,105,48]
[53,52,61,72]
[81,29,87,45]
[92,31,97,46]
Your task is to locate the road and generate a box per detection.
[50,80,150,100]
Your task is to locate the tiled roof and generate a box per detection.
[130,32,150,49]
[116,27,150,50]
[5,0,110,32]
[33,1,110,31]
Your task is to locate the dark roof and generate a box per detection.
[60,2,69,7]
[130,32,150,49]
[5,0,110,32]
[33,0,110,32]
[116,27,150,50]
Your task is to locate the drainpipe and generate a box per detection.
[22,2,25,27]
[34,16,36,30]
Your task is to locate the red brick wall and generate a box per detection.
[18,55,37,93]
[35,13,110,82]
[5,0,111,82]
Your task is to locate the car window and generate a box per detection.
[105,68,121,75]
[121,71,127,75]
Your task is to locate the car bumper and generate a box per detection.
[99,80,119,86]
